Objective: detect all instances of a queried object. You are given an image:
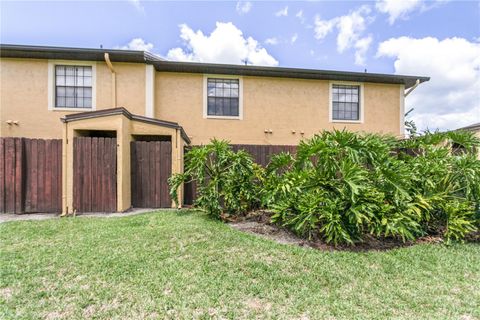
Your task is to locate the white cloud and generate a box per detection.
[296,10,306,23]
[265,37,279,45]
[314,15,337,40]
[127,0,144,13]
[166,22,279,66]
[377,36,480,131]
[236,1,252,15]
[275,6,288,17]
[375,0,445,25]
[336,5,372,52]
[354,36,372,65]
[117,38,154,51]
[376,0,423,24]
[314,6,374,65]
[291,33,298,44]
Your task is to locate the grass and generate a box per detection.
[1,210,479,320]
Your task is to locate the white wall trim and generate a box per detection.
[47,60,96,111]
[328,81,364,124]
[399,84,406,138]
[203,74,243,120]
[145,64,155,118]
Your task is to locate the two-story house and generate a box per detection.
[0,44,429,214]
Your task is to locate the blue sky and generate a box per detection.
[1,0,479,131]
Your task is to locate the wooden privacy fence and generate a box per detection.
[73,137,117,213]
[184,144,297,205]
[231,144,297,167]
[0,137,62,214]
[131,141,172,208]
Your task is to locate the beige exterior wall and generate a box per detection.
[155,73,403,145]
[1,58,147,138]
[1,58,404,144]
[62,114,185,214]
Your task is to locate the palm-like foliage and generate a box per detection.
[267,130,480,244]
[170,130,480,245]
[169,139,261,218]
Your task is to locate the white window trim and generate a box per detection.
[48,60,97,112]
[203,74,243,120]
[329,81,364,124]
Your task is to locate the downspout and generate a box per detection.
[104,53,117,107]
[404,79,420,97]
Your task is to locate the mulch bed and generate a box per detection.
[228,210,449,252]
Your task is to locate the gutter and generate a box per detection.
[104,53,117,107]
[404,79,420,97]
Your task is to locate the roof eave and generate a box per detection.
[152,60,429,89]
[0,44,429,88]
[61,107,191,144]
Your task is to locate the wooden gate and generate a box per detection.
[131,141,172,208]
[73,137,117,213]
[0,138,62,214]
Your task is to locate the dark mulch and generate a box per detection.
[228,210,448,252]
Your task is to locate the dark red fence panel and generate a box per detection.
[0,138,23,213]
[23,139,62,213]
[0,137,62,214]
[131,141,172,208]
[73,137,117,213]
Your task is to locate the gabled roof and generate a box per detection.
[61,107,191,144]
[0,43,430,89]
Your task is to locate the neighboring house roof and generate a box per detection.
[61,107,191,144]
[456,122,480,132]
[0,43,430,89]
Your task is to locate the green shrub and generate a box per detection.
[169,139,261,219]
[267,130,480,245]
[169,130,480,245]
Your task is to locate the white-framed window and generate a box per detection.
[203,75,243,119]
[329,82,364,123]
[48,60,96,111]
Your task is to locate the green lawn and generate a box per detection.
[1,210,479,319]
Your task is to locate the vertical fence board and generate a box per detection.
[72,137,116,213]
[154,142,161,207]
[14,139,23,213]
[4,138,16,213]
[162,142,172,207]
[0,138,62,214]
[130,140,172,208]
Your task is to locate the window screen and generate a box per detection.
[332,84,360,121]
[55,65,92,108]
[207,78,239,117]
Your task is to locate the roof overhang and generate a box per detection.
[61,107,190,144]
[151,60,429,89]
[0,44,162,63]
[1,44,429,89]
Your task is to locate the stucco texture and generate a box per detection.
[155,72,402,145]
[1,59,403,144]
[0,59,146,138]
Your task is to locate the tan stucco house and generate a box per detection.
[0,44,429,214]
[457,123,480,159]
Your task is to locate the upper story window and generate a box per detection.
[55,65,92,108]
[207,78,240,117]
[332,84,360,121]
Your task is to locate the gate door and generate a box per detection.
[73,137,117,212]
[131,141,172,208]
